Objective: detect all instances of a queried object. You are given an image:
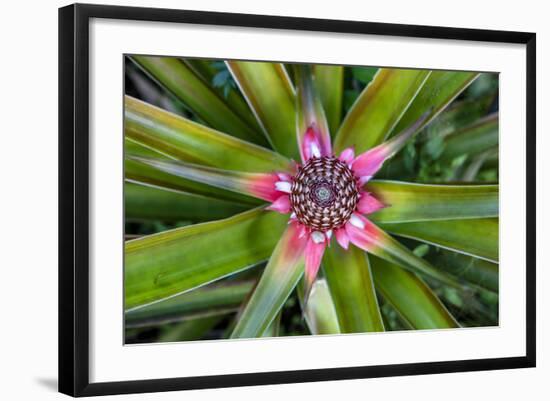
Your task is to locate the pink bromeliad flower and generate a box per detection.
[257,107,430,300]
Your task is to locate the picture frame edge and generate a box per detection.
[58,3,537,397]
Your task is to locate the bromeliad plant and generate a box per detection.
[124,57,499,341]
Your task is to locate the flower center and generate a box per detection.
[311,181,335,206]
[290,156,359,232]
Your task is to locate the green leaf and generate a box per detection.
[440,113,499,162]
[388,71,480,138]
[125,137,167,159]
[126,280,254,327]
[125,208,288,309]
[125,183,249,222]
[128,156,279,202]
[179,58,219,79]
[262,313,281,338]
[334,68,431,153]
[380,218,498,262]
[130,56,266,144]
[295,65,332,160]
[425,249,498,292]
[350,219,462,288]
[227,61,299,159]
[303,279,341,335]
[125,96,293,173]
[314,65,344,135]
[323,245,384,332]
[125,155,261,206]
[367,181,498,223]
[182,58,262,131]
[231,223,307,338]
[157,316,222,343]
[370,255,459,329]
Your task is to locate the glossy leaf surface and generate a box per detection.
[380,218,499,262]
[125,157,260,206]
[334,68,431,153]
[130,55,265,144]
[231,223,307,338]
[295,64,333,161]
[367,181,498,223]
[125,96,293,173]
[303,279,341,335]
[182,58,262,131]
[227,61,299,159]
[371,256,459,329]
[389,71,479,138]
[323,244,384,332]
[346,218,462,288]
[126,280,254,327]
[314,65,344,135]
[129,156,281,202]
[125,183,248,222]
[125,209,287,309]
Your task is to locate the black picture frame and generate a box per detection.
[59,3,536,397]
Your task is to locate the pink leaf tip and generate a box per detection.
[339,147,355,165]
[267,195,291,214]
[335,228,350,250]
[303,235,326,305]
[357,193,385,215]
[302,126,323,161]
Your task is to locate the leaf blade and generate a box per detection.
[295,64,332,160]
[130,56,266,144]
[125,155,260,206]
[367,181,498,223]
[227,61,299,159]
[126,280,254,328]
[323,244,385,332]
[380,218,499,262]
[346,219,462,288]
[334,68,431,153]
[125,208,288,309]
[129,156,281,202]
[125,95,293,173]
[314,65,344,135]
[231,223,307,338]
[388,71,480,138]
[303,279,341,335]
[370,255,459,329]
[182,58,263,132]
[125,183,249,222]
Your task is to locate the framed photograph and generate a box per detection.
[58,3,536,397]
